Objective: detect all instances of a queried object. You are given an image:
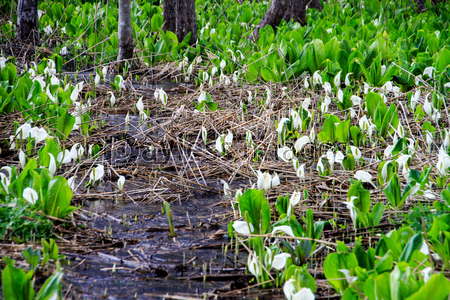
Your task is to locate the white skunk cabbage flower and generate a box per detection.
[95,73,101,86]
[57,149,72,164]
[269,252,291,271]
[436,147,450,176]
[411,90,421,110]
[349,146,362,161]
[337,89,344,103]
[215,130,233,155]
[287,191,301,217]
[345,73,353,86]
[323,82,332,95]
[257,171,279,191]
[233,221,254,235]
[247,253,261,277]
[23,187,38,205]
[154,88,167,107]
[48,153,57,177]
[102,66,108,81]
[350,95,362,106]
[312,71,322,86]
[271,225,295,237]
[220,180,232,198]
[19,149,26,169]
[354,170,376,188]
[70,143,84,160]
[297,164,306,182]
[277,146,293,162]
[108,91,116,107]
[17,124,32,139]
[136,97,144,112]
[30,127,48,144]
[284,280,315,300]
[334,71,341,88]
[116,75,124,90]
[117,176,125,190]
[343,196,358,228]
[201,126,207,145]
[290,109,301,130]
[139,111,148,122]
[90,165,105,184]
[294,136,311,153]
[423,67,435,78]
[67,176,76,191]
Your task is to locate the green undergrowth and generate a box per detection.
[0,205,54,242]
[1,0,450,91]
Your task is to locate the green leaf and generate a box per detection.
[383,174,402,209]
[348,181,371,214]
[8,159,37,198]
[324,252,359,293]
[260,67,275,82]
[1,264,27,300]
[237,189,271,234]
[406,273,450,300]
[45,176,74,218]
[399,233,423,263]
[151,14,163,32]
[35,271,63,300]
[436,48,450,73]
[368,202,385,227]
[56,112,75,140]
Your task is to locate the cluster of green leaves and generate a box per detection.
[231,180,450,298]
[2,239,65,300]
[6,0,450,91]
[0,205,54,242]
[1,58,92,139]
[1,158,76,220]
[229,189,326,288]
[324,234,450,300]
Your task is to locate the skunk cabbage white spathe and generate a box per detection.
[23,187,38,205]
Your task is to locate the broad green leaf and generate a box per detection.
[348,181,371,214]
[56,112,75,140]
[45,176,74,218]
[399,233,423,263]
[324,252,358,293]
[406,273,450,300]
[237,189,271,234]
[8,159,37,198]
[1,264,26,300]
[436,48,450,73]
[35,271,63,300]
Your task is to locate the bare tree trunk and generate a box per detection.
[176,0,197,45]
[250,0,288,41]
[17,0,39,43]
[163,0,176,33]
[416,0,426,11]
[250,0,323,41]
[283,0,308,26]
[164,0,197,45]
[117,0,134,64]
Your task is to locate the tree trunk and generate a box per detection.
[416,0,426,11]
[163,0,176,34]
[283,0,308,26]
[307,0,323,12]
[17,0,39,43]
[250,0,323,41]
[117,0,134,64]
[163,0,197,46]
[176,0,197,45]
[250,0,288,41]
